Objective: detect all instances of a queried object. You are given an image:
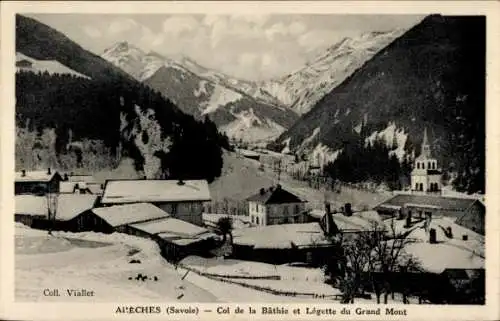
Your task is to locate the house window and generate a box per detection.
[421,162,425,169]
[256,217,260,225]
[417,163,420,169]
[428,161,431,169]
[283,205,289,215]
[294,204,300,214]
[418,210,423,219]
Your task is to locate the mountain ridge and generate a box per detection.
[102,41,298,143]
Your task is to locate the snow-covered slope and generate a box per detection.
[15,224,217,302]
[16,52,90,79]
[101,42,298,143]
[220,108,287,143]
[260,29,407,114]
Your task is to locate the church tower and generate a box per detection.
[411,128,442,194]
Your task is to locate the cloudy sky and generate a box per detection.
[27,14,424,81]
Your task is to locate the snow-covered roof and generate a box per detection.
[246,185,306,204]
[129,216,208,238]
[202,213,251,229]
[91,203,169,227]
[59,182,103,194]
[374,194,482,213]
[331,211,382,233]
[385,216,484,245]
[15,170,60,183]
[312,210,382,232]
[307,209,325,219]
[233,223,330,249]
[384,216,484,273]
[67,175,97,183]
[101,179,211,204]
[15,194,97,220]
[403,242,484,274]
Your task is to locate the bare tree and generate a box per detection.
[332,218,420,304]
[46,185,59,236]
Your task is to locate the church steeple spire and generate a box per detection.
[421,127,431,158]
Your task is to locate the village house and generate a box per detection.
[16,58,33,70]
[15,168,63,195]
[231,222,334,266]
[99,179,211,226]
[14,194,98,230]
[91,203,217,261]
[379,214,485,304]
[246,184,307,226]
[373,194,485,235]
[411,128,443,194]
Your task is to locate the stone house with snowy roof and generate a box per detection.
[246,184,307,226]
[99,179,211,226]
[374,194,485,235]
[15,168,62,195]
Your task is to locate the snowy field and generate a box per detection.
[180,256,325,282]
[15,224,338,302]
[15,223,217,302]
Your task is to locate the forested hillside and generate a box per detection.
[274,15,485,194]
[15,14,232,182]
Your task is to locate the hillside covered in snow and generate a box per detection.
[16,52,90,79]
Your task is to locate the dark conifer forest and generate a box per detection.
[16,70,231,182]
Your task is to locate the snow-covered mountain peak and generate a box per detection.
[260,28,407,114]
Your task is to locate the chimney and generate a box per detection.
[446,226,453,238]
[429,228,437,244]
[323,202,336,236]
[63,173,69,181]
[47,168,51,175]
[344,203,352,216]
[462,234,468,241]
[21,169,26,177]
[405,210,412,228]
[259,188,265,195]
